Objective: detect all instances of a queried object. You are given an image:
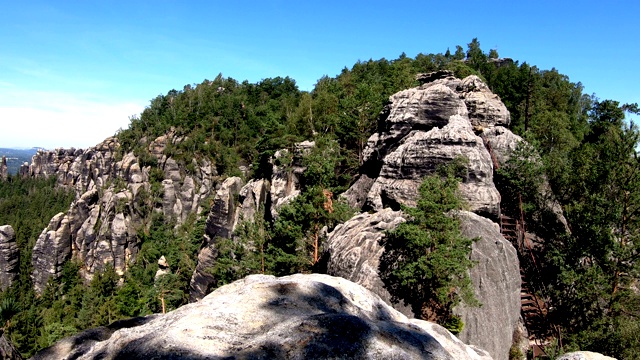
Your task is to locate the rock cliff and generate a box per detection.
[454,211,521,360]
[25,133,218,292]
[0,156,7,180]
[189,177,270,301]
[0,225,19,291]
[33,274,493,360]
[334,72,523,360]
[269,140,313,218]
[342,72,506,221]
[325,210,520,360]
[0,332,22,360]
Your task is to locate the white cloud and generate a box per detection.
[0,90,144,149]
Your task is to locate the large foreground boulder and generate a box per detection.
[557,352,617,360]
[34,274,492,360]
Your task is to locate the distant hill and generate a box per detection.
[0,148,39,175]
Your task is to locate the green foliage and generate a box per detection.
[3,38,639,357]
[380,166,478,325]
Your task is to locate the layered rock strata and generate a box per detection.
[269,140,313,218]
[343,73,507,221]
[454,211,521,360]
[34,274,493,360]
[325,210,521,360]
[27,133,218,292]
[0,225,19,290]
[189,177,269,301]
[333,73,522,360]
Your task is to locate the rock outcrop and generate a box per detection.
[557,352,617,360]
[324,208,411,315]
[269,140,313,218]
[34,274,493,360]
[0,225,19,291]
[0,156,7,180]
[189,177,244,301]
[27,133,218,292]
[325,210,521,360]
[342,73,505,221]
[334,73,522,360]
[0,332,22,360]
[31,213,72,293]
[454,211,521,360]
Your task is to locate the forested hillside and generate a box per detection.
[0,39,639,358]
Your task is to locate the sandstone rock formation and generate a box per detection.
[269,140,313,218]
[325,210,521,360]
[324,208,411,315]
[0,225,19,291]
[34,274,493,360]
[31,213,72,293]
[557,352,617,360]
[342,73,506,221]
[0,156,7,180]
[0,332,22,360]
[189,177,244,301]
[454,211,521,360]
[26,133,218,292]
[334,73,522,360]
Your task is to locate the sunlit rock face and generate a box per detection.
[33,274,493,360]
[336,72,522,360]
[342,73,507,221]
[26,133,218,292]
[0,225,19,291]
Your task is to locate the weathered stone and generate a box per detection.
[0,156,7,180]
[0,225,19,290]
[0,332,22,360]
[155,256,170,279]
[325,209,521,360]
[31,212,72,294]
[325,209,411,315]
[365,115,501,220]
[460,75,510,128]
[481,126,523,167]
[34,274,493,360]
[189,177,244,301]
[340,174,375,209]
[237,179,268,223]
[270,141,314,217]
[24,132,218,289]
[354,75,503,221]
[416,70,455,85]
[454,211,521,360]
[557,352,617,360]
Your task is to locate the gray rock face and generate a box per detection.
[238,179,268,223]
[34,274,493,360]
[459,76,510,128]
[0,156,7,180]
[26,133,218,291]
[557,352,617,360]
[325,209,411,316]
[189,177,244,301]
[270,141,313,218]
[0,332,22,360]
[31,213,72,294]
[0,225,19,291]
[481,126,523,167]
[348,74,504,220]
[325,209,521,360]
[454,211,521,360]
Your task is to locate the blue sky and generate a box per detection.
[1,1,638,149]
